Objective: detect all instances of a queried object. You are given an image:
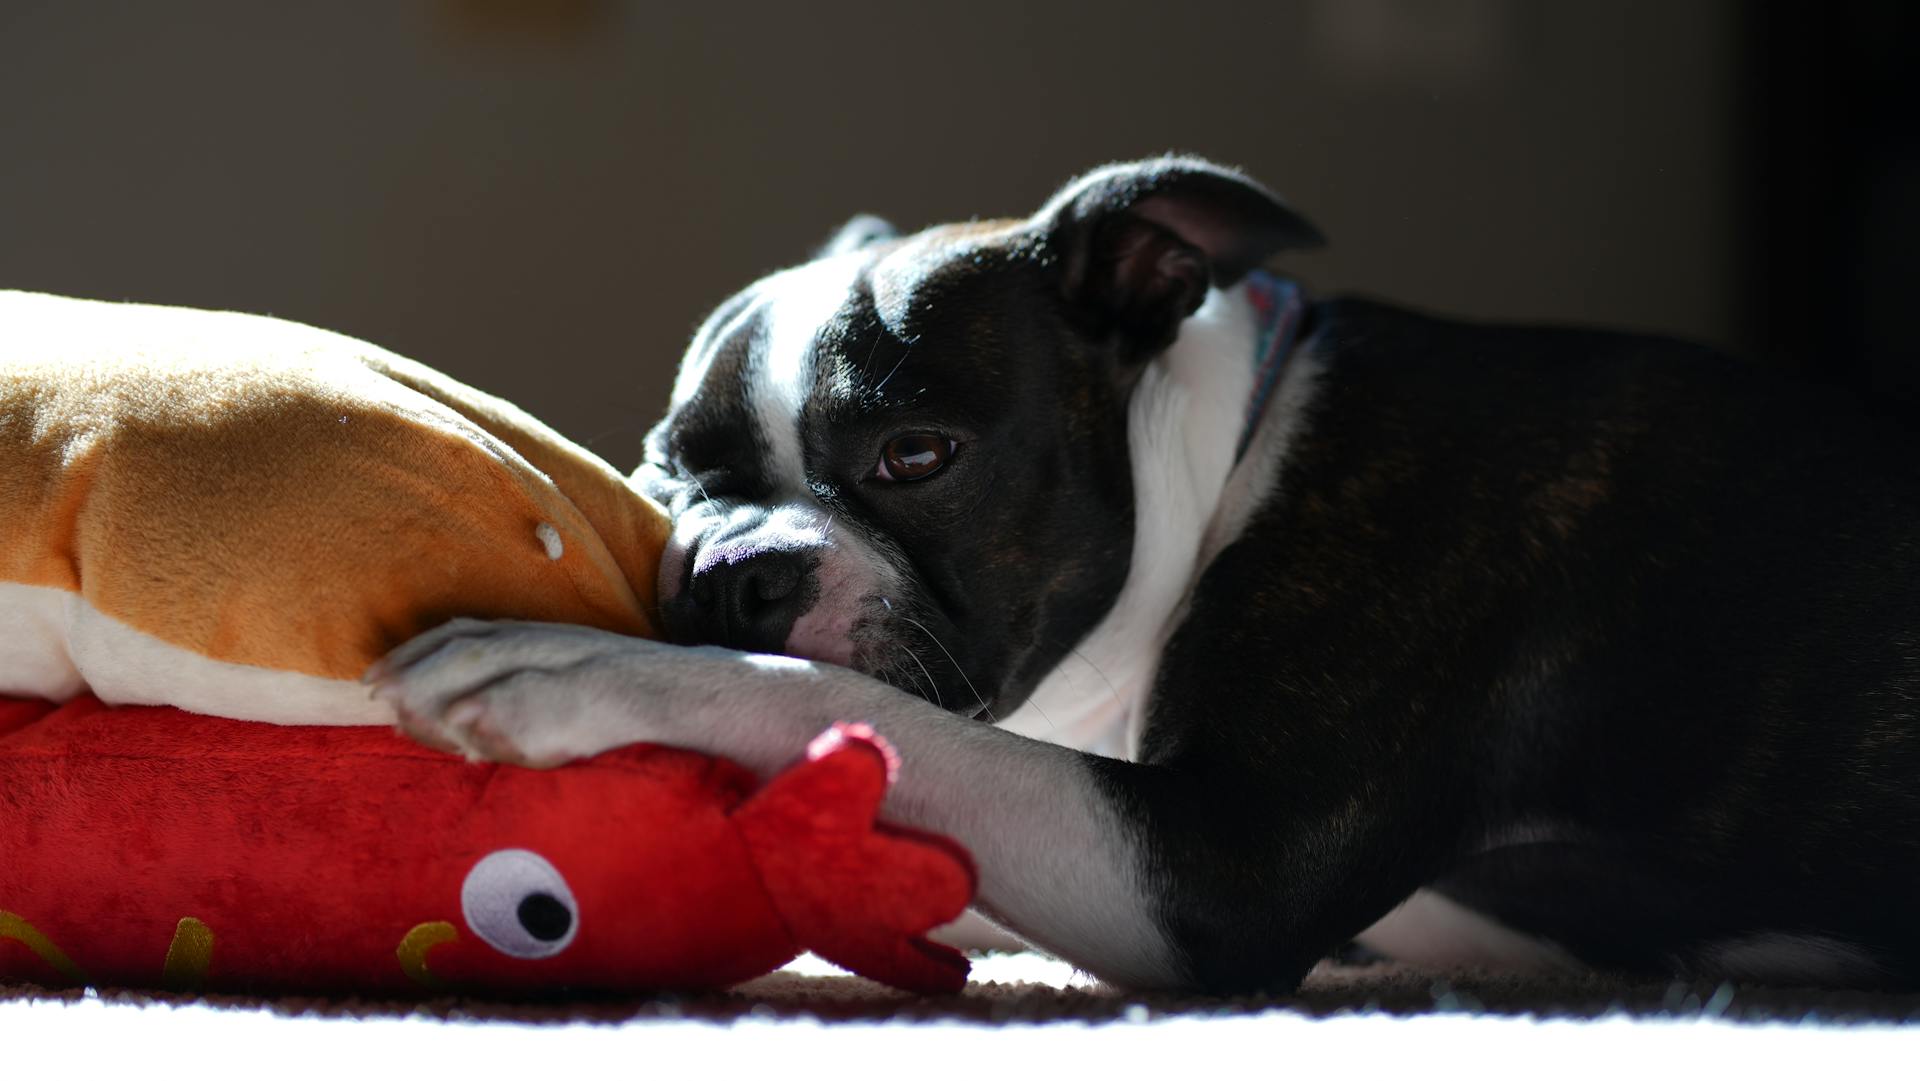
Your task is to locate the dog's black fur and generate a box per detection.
[386,158,1920,994]
[1110,295,1920,989]
[658,162,1920,991]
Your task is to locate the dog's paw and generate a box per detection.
[365,619,669,767]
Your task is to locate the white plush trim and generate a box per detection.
[0,580,388,725]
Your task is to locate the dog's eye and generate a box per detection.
[875,433,955,482]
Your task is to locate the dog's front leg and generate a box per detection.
[372,617,1431,992]
[367,618,1188,988]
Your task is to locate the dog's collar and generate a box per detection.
[1235,271,1309,463]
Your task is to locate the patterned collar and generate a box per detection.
[1235,271,1310,463]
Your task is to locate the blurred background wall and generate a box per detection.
[2,1,1912,468]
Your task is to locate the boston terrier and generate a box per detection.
[369,157,1920,993]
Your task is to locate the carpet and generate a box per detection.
[9,953,1920,1079]
[9,950,1920,1026]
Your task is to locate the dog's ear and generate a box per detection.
[817,214,899,259]
[1033,156,1323,350]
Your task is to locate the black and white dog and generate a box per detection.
[371,157,1920,993]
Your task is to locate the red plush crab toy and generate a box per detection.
[0,291,977,996]
[0,697,973,995]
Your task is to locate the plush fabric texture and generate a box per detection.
[0,697,975,996]
[0,290,669,721]
[0,294,980,997]
[734,725,973,992]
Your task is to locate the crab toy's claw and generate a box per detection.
[733,723,977,993]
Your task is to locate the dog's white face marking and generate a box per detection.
[658,252,909,671]
[751,253,867,497]
[786,530,884,668]
[685,504,826,577]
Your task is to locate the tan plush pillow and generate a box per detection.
[0,291,669,725]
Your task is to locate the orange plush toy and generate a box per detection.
[0,291,976,996]
[0,289,667,722]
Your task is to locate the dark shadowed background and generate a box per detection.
[3,1,1913,469]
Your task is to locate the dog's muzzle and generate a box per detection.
[659,524,819,655]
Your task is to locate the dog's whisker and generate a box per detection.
[895,611,998,724]
[1067,644,1128,717]
[580,418,648,451]
[1015,692,1060,737]
[671,455,715,507]
[871,338,918,398]
[904,669,936,703]
[898,646,944,709]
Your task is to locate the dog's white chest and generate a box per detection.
[1001,283,1326,763]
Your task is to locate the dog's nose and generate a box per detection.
[672,545,811,653]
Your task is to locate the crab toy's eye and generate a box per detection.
[461,849,580,959]
[875,433,955,482]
